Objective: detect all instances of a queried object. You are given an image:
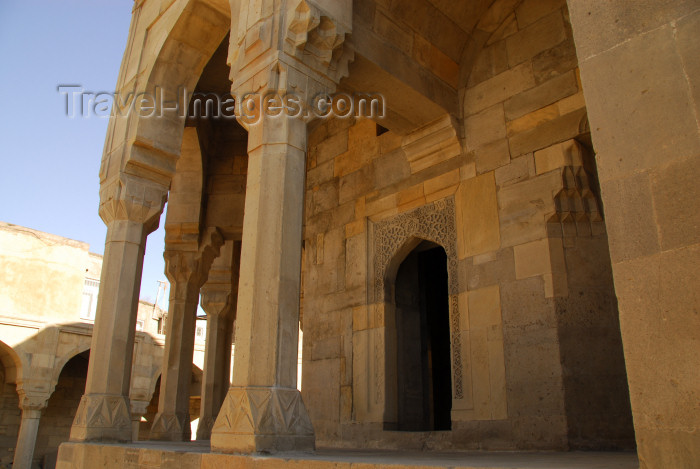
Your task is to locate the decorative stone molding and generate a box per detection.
[98,173,168,231]
[129,399,149,419]
[372,198,459,299]
[15,386,49,413]
[285,0,353,82]
[211,386,314,453]
[371,197,464,400]
[549,165,603,238]
[69,394,132,441]
[228,0,352,101]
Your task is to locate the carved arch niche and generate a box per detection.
[356,198,474,429]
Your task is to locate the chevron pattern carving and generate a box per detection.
[212,387,314,436]
[149,412,191,441]
[69,394,132,441]
[211,386,315,452]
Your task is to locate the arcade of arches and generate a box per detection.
[39,0,700,468]
[0,220,223,469]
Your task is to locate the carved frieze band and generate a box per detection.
[371,197,464,399]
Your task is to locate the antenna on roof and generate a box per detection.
[152,280,168,319]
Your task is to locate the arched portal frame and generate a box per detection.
[365,197,469,430]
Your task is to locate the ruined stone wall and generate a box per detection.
[301,0,633,451]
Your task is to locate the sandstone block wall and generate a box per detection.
[301,0,633,451]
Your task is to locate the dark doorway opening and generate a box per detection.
[394,242,452,431]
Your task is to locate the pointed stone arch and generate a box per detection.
[354,197,470,428]
[0,339,23,386]
[50,340,92,393]
[100,0,232,201]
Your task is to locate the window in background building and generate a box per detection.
[80,279,100,320]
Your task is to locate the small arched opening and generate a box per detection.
[388,240,452,431]
[36,350,89,468]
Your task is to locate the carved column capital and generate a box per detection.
[228,0,353,110]
[200,288,233,319]
[16,390,48,417]
[98,173,168,232]
[130,399,150,419]
[163,227,224,289]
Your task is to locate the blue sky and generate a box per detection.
[0,1,170,308]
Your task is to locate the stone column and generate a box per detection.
[130,399,149,441]
[70,174,166,442]
[567,2,700,467]
[211,112,314,453]
[196,239,239,440]
[12,392,48,469]
[210,0,353,453]
[150,230,223,441]
[196,287,235,440]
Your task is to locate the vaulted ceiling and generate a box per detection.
[342,0,522,133]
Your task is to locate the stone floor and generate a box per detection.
[57,441,640,469]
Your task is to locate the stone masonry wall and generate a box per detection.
[301,0,633,451]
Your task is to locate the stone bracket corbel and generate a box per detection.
[284,0,353,82]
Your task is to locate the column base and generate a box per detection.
[195,415,216,440]
[69,394,132,442]
[149,412,191,441]
[211,386,315,453]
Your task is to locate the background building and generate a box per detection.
[0,222,214,468]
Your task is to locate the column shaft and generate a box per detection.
[70,219,150,441]
[211,115,314,453]
[196,311,233,440]
[232,117,306,388]
[149,278,199,441]
[12,409,42,469]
